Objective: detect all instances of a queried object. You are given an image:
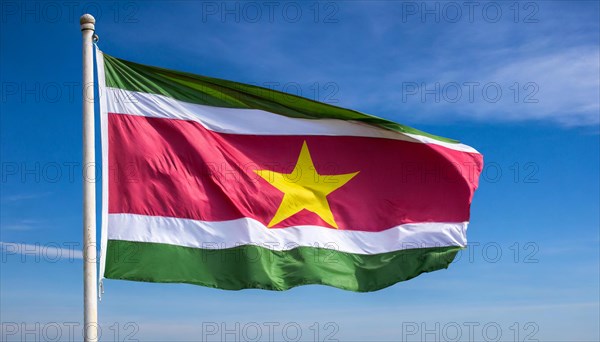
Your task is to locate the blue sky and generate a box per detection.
[1,1,599,341]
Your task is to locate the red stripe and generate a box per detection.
[108,113,482,232]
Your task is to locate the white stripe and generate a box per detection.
[103,87,479,153]
[108,213,468,255]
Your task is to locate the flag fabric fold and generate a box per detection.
[97,49,483,292]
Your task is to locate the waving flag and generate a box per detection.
[97,50,483,292]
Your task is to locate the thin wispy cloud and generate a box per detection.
[1,219,41,231]
[0,242,83,260]
[381,45,600,126]
[1,192,52,203]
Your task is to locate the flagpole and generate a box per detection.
[80,13,98,342]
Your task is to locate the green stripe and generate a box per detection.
[102,53,458,143]
[104,240,461,292]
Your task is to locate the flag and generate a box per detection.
[97,49,483,292]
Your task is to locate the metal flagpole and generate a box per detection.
[80,13,98,342]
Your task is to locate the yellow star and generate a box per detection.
[254,141,359,228]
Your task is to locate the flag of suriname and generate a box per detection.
[97,49,483,292]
